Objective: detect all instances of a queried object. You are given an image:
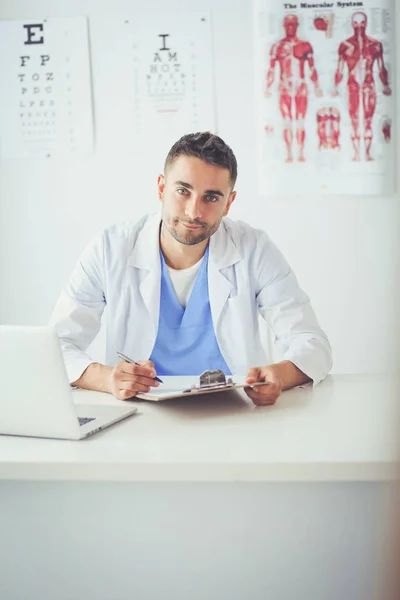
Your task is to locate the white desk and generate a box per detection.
[0,374,398,482]
[0,375,398,600]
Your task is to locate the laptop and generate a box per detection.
[0,325,137,440]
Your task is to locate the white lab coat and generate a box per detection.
[50,212,332,385]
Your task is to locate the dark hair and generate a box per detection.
[164,132,237,187]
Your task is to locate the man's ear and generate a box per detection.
[223,190,236,216]
[157,174,165,201]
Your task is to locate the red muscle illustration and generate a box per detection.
[332,11,392,161]
[266,14,323,163]
[314,17,328,32]
[382,119,391,143]
[313,14,335,38]
[317,107,341,150]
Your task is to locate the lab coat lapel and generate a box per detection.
[127,212,162,336]
[208,220,241,328]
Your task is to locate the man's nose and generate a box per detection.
[185,196,203,220]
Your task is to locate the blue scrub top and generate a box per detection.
[149,245,232,376]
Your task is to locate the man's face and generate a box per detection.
[158,155,236,246]
[284,15,299,37]
[352,12,367,36]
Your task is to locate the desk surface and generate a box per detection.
[0,374,399,482]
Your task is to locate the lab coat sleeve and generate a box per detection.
[255,236,332,386]
[49,232,106,384]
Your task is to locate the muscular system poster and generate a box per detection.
[255,0,396,195]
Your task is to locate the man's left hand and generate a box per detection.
[244,365,282,406]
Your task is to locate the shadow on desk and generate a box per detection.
[136,385,315,421]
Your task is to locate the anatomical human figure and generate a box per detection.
[266,14,323,163]
[333,11,392,161]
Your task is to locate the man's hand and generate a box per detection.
[244,361,311,406]
[244,365,283,406]
[107,360,160,400]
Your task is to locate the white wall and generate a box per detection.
[0,0,399,374]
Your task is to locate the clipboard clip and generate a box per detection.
[182,370,235,393]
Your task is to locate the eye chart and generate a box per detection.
[0,17,94,159]
[94,13,215,153]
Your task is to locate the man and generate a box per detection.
[332,11,392,162]
[265,14,323,163]
[50,132,332,406]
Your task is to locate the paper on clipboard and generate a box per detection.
[134,372,268,402]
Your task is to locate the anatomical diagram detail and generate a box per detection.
[332,11,392,162]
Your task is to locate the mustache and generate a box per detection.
[177,218,207,227]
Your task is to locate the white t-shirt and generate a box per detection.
[167,257,203,308]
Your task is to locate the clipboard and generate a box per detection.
[134,369,268,402]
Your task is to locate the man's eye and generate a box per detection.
[204,195,218,203]
[177,188,189,195]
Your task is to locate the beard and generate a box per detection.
[163,215,220,246]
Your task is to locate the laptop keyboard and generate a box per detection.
[78,417,96,426]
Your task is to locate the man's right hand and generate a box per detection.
[71,361,160,400]
[107,360,160,400]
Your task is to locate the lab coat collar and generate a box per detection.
[208,219,241,331]
[209,218,241,269]
[127,212,162,270]
[127,213,162,337]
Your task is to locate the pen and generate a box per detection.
[116,351,163,383]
